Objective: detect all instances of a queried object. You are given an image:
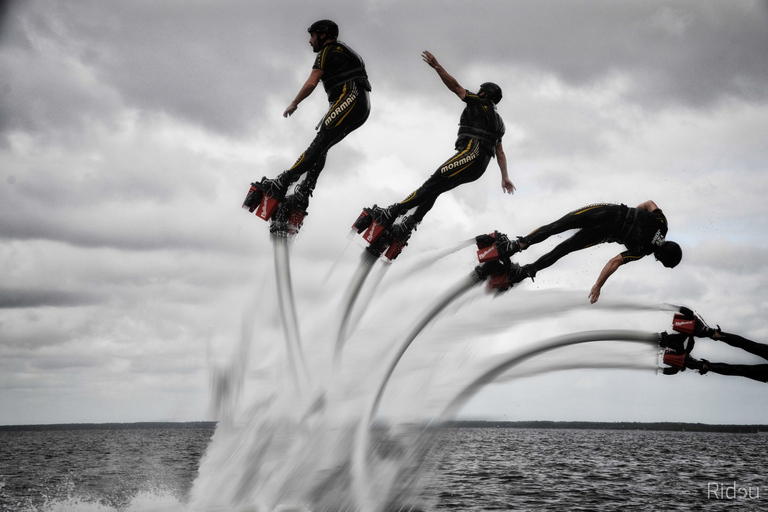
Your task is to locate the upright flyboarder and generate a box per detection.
[353,51,513,259]
[243,20,371,233]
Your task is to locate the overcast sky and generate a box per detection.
[1,0,768,426]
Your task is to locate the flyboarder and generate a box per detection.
[243,20,371,233]
[353,50,513,259]
[476,201,682,302]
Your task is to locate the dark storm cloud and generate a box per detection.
[0,0,302,138]
[0,2,121,139]
[0,0,13,41]
[0,204,253,254]
[379,0,768,108]
[3,1,765,142]
[0,287,100,308]
[69,1,289,135]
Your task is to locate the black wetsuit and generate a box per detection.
[282,40,371,194]
[393,90,505,223]
[520,203,669,273]
[703,332,768,383]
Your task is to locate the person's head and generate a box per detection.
[308,19,338,52]
[654,241,682,268]
[478,82,503,104]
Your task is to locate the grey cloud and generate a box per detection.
[30,354,102,371]
[379,1,768,109]
[0,288,101,308]
[0,201,262,254]
[0,0,14,42]
[0,1,297,138]
[4,0,766,144]
[688,241,768,274]
[0,3,123,141]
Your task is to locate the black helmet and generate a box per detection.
[308,19,339,39]
[479,82,503,104]
[654,241,682,268]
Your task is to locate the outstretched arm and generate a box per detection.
[422,51,466,100]
[636,200,659,212]
[496,141,515,194]
[284,68,324,117]
[589,254,624,304]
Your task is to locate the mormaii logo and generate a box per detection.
[324,89,358,127]
[440,144,479,175]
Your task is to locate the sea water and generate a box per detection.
[0,426,210,511]
[2,425,766,511]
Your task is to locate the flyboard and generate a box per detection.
[351,206,410,261]
[242,178,308,237]
[658,306,712,375]
[472,230,528,290]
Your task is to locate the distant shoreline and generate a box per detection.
[1,420,766,433]
[0,421,217,431]
[443,420,768,434]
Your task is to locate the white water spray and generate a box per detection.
[334,251,380,362]
[272,234,310,396]
[191,233,681,511]
[439,330,660,420]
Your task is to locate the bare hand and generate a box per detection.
[422,50,438,68]
[283,103,298,118]
[502,178,516,194]
[588,285,601,304]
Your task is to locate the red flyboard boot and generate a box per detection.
[672,313,696,335]
[352,207,389,245]
[242,179,283,221]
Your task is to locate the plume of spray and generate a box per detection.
[191,235,422,511]
[334,251,381,363]
[438,330,661,420]
[191,232,680,511]
[348,276,674,510]
[272,234,310,395]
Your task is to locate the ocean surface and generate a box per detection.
[1,424,765,511]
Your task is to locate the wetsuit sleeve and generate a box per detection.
[619,250,646,264]
[462,90,478,103]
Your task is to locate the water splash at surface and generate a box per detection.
[190,239,679,511]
